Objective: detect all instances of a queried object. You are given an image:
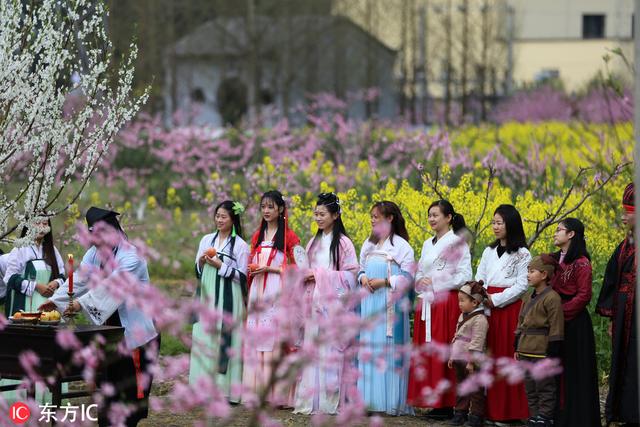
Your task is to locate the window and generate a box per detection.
[582,14,605,39]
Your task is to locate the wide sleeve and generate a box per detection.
[562,260,593,320]
[3,248,37,296]
[596,242,623,318]
[414,240,429,284]
[475,247,490,283]
[0,254,7,298]
[450,241,472,289]
[336,236,359,291]
[547,293,565,342]
[357,240,371,283]
[490,249,531,308]
[194,235,210,278]
[220,239,249,281]
[3,248,26,287]
[76,251,141,325]
[389,240,415,290]
[285,229,301,264]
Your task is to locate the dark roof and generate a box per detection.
[168,15,396,57]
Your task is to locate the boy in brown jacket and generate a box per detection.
[447,280,490,427]
[515,254,564,427]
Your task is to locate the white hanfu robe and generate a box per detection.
[414,230,472,342]
[50,242,157,350]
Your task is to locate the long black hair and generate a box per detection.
[489,204,528,254]
[368,200,410,244]
[312,192,348,269]
[428,199,466,234]
[554,217,590,263]
[215,200,244,239]
[20,218,60,278]
[255,190,287,252]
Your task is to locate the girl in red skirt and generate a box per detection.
[475,204,531,422]
[407,200,472,417]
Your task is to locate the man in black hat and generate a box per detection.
[42,206,159,427]
[597,183,638,426]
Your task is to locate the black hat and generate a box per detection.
[86,207,120,228]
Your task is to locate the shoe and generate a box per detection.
[494,421,526,426]
[465,414,484,427]
[526,416,541,427]
[536,415,554,427]
[447,412,468,426]
[427,407,454,420]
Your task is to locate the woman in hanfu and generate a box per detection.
[357,201,414,415]
[2,218,65,403]
[293,193,359,415]
[475,204,531,422]
[407,200,472,417]
[4,218,65,317]
[550,218,601,427]
[189,200,249,403]
[242,190,300,405]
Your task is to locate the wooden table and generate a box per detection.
[0,323,124,407]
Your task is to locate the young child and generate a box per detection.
[447,280,489,427]
[515,254,564,427]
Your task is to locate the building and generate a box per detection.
[163,14,397,127]
[510,0,634,90]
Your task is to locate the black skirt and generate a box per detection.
[556,309,602,427]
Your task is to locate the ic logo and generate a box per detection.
[9,402,30,424]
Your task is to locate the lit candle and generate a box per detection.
[68,254,74,294]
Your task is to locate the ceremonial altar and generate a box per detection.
[0,324,124,407]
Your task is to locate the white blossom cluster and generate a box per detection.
[0,0,147,246]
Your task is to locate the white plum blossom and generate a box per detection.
[0,0,146,246]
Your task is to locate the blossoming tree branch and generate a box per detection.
[0,0,146,245]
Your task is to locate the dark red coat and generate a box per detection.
[550,255,592,321]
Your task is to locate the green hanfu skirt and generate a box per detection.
[188,263,245,402]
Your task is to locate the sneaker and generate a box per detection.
[447,412,468,426]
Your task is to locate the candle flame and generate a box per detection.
[68,254,74,261]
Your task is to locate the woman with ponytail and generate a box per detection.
[242,190,300,404]
[357,201,414,415]
[294,192,359,414]
[550,218,601,427]
[407,200,472,418]
[189,200,249,403]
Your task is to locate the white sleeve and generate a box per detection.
[489,249,532,308]
[220,240,249,281]
[3,248,24,285]
[195,235,209,276]
[414,240,429,283]
[357,240,370,283]
[475,247,490,283]
[76,253,141,325]
[390,240,415,290]
[450,243,473,289]
[21,280,36,296]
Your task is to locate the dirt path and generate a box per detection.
[139,406,450,427]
